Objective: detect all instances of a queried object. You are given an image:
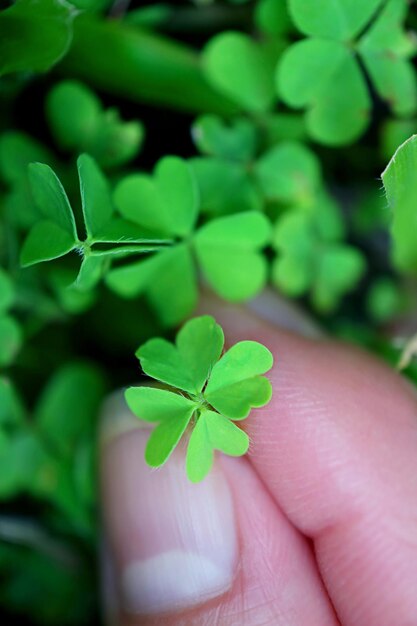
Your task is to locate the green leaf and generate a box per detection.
[254,141,321,204]
[313,246,365,312]
[202,32,276,113]
[185,414,213,483]
[47,81,144,167]
[89,109,144,169]
[288,0,383,40]
[363,55,416,117]
[358,0,415,57]
[105,251,165,298]
[0,132,52,185]
[125,386,196,466]
[366,277,406,323]
[137,316,224,394]
[106,244,197,326]
[92,216,169,244]
[192,115,257,162]
[20,220,77,267]
[114,156,198,237]
[190,157,262,215]
[75,255,106,291]
[0,315,22,367]
[21,163,78,266]
[46,80,101,151]
[194,212,271,301]
[35,363,106,456]
[381,119,416,162]
[277,39,371,145]
[0,0,76,77]
[205,341,273,419]
[155,156,199,237]
[255,0,293,37]
[358,0,417,117]
[0,269,14,313]
[147,245,198,326]
[272,254,311,296]
[0,432,48,498]
[381,135,417,273]
[125,386,196,422]
[77,154,113,240]
[28,163,78,238]
[186,410,249,482]
[0,378,25,427]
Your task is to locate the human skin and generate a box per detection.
[100,296,417,626]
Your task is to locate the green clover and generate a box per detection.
[0,0,75,77]
[20,154,168,287]
[106,156,271,326]
[277,0,417,145]
[272,195,366,312]
[382,134,417,274]
[46,81,144,169]
[202,32,277,114]
[190,130,321,217]
[125,315,273,482]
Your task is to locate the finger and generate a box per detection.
[100,392,338,626]
[203,296,417,626]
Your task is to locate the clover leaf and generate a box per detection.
[20,154,169,288]
[0,132,56,230]
[254,140,321,205]
[106,156,271,326]
[46,81,144,168]
[125,315,273,482]
[0,0,75,77]
[382,134,417,273]
[272,196,366,312]
[192,115,257,163]
[190,156,262,215]
[277,0,417,145]
[202,32,277,113]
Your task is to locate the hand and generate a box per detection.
[100,296,417,626]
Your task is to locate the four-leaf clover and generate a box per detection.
[125,315,273,482]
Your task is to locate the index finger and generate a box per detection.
[207,298,417,626]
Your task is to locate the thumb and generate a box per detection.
[98,293,336,625]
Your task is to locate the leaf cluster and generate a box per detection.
[126,316,273,482]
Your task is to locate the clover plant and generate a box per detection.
[126,316,273,482]
[1,0,417,624]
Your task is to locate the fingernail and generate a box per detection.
[101,399,238,616]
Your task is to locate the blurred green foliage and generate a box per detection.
[0,0,417,624]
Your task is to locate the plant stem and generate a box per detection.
[57,15,239,115]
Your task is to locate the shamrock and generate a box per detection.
[106,156,271,326]
[46,80,144,169]
[272,193,366,312]
[125,315,273,482]
[277,0,417,145]
[202,32,277,114]
[190,123,321,217]
[20,154,168,288]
